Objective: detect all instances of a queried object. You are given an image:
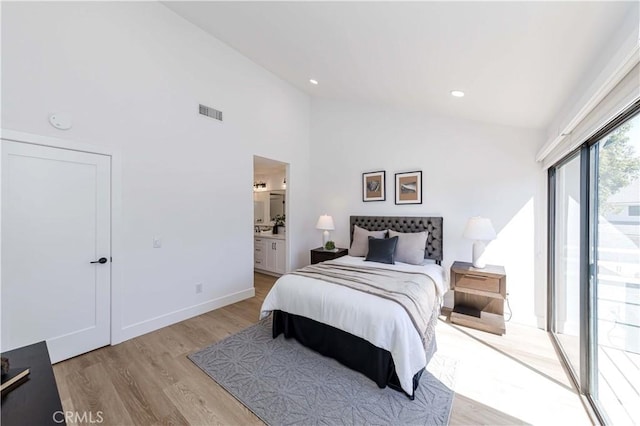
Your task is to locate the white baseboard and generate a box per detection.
[114,287,255,344]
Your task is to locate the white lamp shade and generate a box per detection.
[463,217,496,241]
[316,215,335,230]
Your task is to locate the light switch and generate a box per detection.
[153,236,162,248]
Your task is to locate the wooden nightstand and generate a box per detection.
[310,247,348,264]
[450,261,506,335]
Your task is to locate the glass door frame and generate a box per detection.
[547,147,589,390]
[547,100,640,424]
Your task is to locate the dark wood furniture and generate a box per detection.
[310,247,348,264]
[1,341,64,426]
[450,261,507,335]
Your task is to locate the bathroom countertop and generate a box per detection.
[254,233,285,240]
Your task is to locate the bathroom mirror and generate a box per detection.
[270,191,285,220]
[254,190,285,224]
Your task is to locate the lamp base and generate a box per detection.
[322,230,330,248]
[471,240,487,268]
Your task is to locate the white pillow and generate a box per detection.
[349,225,387,257]
[388,230,428,265]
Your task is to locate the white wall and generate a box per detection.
[310,99,546,326]
[1,1,578,336]
[1,2,313,342]
[544,4,639,148]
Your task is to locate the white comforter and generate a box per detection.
[260,255,446,395]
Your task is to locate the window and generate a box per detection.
[549,105,640,424]
[550,153,581,376]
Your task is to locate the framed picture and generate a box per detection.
[395,171,422,204]
[362,171,385,202]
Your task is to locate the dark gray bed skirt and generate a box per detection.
[272,310,437,400]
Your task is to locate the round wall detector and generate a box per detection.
[49,113,73,130]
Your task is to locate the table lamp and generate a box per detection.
[316,215,335,248]
[463,216,496,268]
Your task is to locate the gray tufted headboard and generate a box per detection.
[350,216,443,265]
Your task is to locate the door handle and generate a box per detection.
[90,257,108,264]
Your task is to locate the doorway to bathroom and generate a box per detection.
[253,156,289,281]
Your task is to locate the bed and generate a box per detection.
[260,216,444,399]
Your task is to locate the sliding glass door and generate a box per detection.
[551,153,582,376]
[550,106,640,424]
[590,113,640,424]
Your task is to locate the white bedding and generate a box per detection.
[259,255,446,395]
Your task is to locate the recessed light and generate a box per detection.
[450,90,465,98]
[309,79,318,85]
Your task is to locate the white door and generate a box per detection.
[274,240,286,274]
[264,240,286,274]
[265,240,276,272]
[1,140,111,363]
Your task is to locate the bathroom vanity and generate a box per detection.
[254,233,285,275]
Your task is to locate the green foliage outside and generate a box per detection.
[598,122,640,215]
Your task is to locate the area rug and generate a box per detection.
[188,319,456,425]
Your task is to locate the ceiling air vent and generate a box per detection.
[199,104,223,121]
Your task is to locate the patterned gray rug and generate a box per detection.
[188,319,456,425]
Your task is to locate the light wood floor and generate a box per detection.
[53,273,592,425]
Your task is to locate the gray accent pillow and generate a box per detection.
[388,230,428,265]
[349,225,387,257]
[365,236,398,265]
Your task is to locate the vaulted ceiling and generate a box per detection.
[165,1,635,129]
